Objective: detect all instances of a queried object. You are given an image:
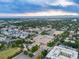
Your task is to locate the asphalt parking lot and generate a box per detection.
[13,52,34,59]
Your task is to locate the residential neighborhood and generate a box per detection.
[0,18,79,59]
[0,0,79,59]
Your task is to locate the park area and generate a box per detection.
[0,47,21,59]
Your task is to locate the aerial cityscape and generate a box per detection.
[0,0,79,59]
[0,18,79,59]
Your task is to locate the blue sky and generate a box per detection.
[0,0,79,16]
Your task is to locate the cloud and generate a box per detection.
[24,10,79,16]
[0,10,78,16]
[18,0,79,7]
[0,0,78,16]
[0,0,78,7]
[48,0,78,7]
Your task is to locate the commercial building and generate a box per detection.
[33,35,54,45]
[46,45,78,59]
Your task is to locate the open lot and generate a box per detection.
[0,48,21,59]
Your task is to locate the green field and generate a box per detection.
[0,48,21,59]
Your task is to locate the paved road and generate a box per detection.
[13,52,34,59]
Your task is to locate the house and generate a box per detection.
[53,31,64,36]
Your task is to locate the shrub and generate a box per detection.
[24,51,28,55]
[28,53,33,57]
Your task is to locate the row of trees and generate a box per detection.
[31,45,39,53]
[47,41,55,47]
[61,40,79,48]
[24,45,39,57]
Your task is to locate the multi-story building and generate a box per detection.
[46,45,78,59]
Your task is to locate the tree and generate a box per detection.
[24,51,28,55]
[75,40,79,48]
[61,31,69,39]
[31,45,39,53]
[47,41,55,47]
[0,43,5,49]
[12,39,24,47]
[63,41,77,48]
[41,31,48,35]
[41,50,47,57]
[28,53,33,57]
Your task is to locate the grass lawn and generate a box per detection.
[0,47,21,59]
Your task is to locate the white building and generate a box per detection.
[1,28,28,39]
[46,45,78,59]
[0,37,6,41]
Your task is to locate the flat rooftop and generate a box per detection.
[33,35,54,45]
[53,31,64,36]
[46,46,78,59]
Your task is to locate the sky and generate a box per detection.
[0,0,79,16]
